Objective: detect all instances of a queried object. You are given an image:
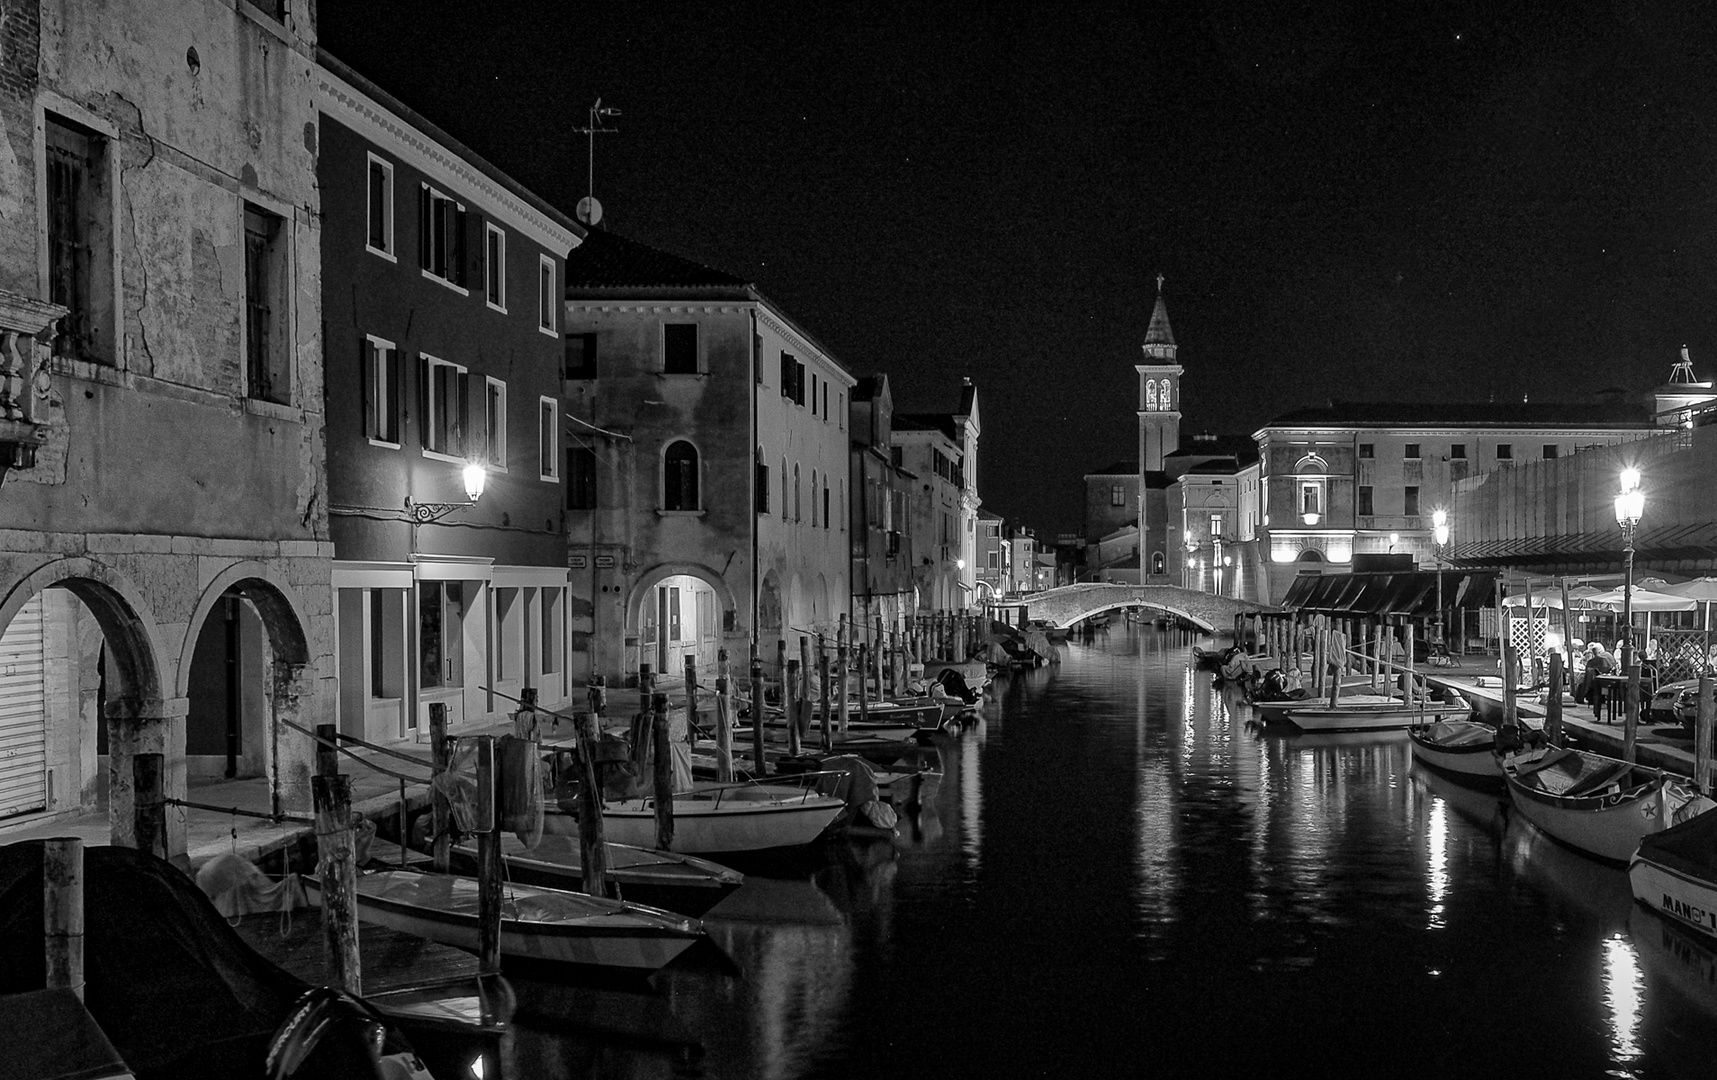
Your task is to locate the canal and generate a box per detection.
[501,627,1717,1078]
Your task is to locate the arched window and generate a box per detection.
[1159,379,1171,409]
[781,457,788,520]
[794,464,802,522]
[811,469,819,526]
[663,440,699,510]
[1146,381,1158,410]
[1151,551,1166,575]
[823,479,831,529]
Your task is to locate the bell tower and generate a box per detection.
[1137,274,1182,473]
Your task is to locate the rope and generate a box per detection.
[278,717,436,784]
[163,797,314,824]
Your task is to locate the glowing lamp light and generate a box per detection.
[1432,508,1449,547]
[955,557,966,570]
[463,462,488,503]
[1615,468,1643,527]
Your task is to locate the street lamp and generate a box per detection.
[1432,508,1450,647]
[405,462,488,524]
[1615,467,1644,674]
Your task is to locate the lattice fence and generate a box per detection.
[1651,629,1710,684]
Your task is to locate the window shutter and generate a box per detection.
[462,210,483,288]
[418,185,431,270]
[780,353,791,397]
[361,338,375,439]
[795,362,806,405]
[386,347,401,443]
[417,355,431,448]
[455,370,470,457]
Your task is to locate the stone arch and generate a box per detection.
[0,557,167,705]
[1297,549,1325,563]
[1295,453,1328,474]
[176,562,311,699]
[625,561,739,639]
[759,570,784,640]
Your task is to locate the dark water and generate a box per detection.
[500,628,1717,1079]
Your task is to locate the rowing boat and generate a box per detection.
[1503,746,1715,862]
[448,836,743,916]
[1408,719,1503,780]
[1629,801,1717,940]
[543,777,849,855]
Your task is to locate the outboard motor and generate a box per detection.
[936,667,982,705]
[267,987,434,1080]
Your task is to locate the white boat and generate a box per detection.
[1503,746,1715,863]
[1630,803,1717,940]
[1279,701,1470,733]
[1408,719,1503,780]
[1252,693,1400,725]
[544,778,849,855]
[302,869,704,974]
[448,835,743,916]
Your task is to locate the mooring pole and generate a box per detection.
[1697,675,1714,796]
[580,677,610,897]
[652,691,675,849]
[430,702,451,874]
[1545,653,1565,747]
[715,650,734,783]
[750,652,767,777]
[475,736,503,975]
[313,772,361,993]
[43,837,84,1000]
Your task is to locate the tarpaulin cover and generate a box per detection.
[0,842,309,1079]
[1634,803,1717,884]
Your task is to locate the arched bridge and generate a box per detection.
[1016,583,1276,633]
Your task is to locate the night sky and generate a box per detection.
[321,1,1717,537]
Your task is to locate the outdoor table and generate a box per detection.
[1592,674,1629,725]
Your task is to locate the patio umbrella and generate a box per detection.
[1583,586,1697,663]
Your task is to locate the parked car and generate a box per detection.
[1648,678,1699,730]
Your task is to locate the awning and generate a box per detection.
[1281,570,1498,617]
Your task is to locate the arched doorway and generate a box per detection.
[626,564,738,683]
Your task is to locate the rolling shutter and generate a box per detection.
[0,597,47,820]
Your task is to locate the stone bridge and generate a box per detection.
[1015,583,1277,633]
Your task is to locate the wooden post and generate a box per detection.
[1696,675,1714,796]
[316,722,339,778]
[715,650,734,784]
[638,663,653,724]
[684,655,700,744]
[1502,645,1519,730]
[837,624,852,734]
[474,737,502,975]
[313,772,361,993]
[818,637,833,751]
[132,752,167,862]
[580,678,610,897]
[800,635,815,742]
[750,654,767,776]
[785,659,803,757]
[857,643,871,724]
[651,692,675,849]
[430,702,451,874]
[876,619,888,691]
[1545,652,1565,748]
[43,837,84,1000]
[1623,664,1641,764]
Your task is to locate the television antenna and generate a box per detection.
[1670,345,1699,385]
[573,98,621,225]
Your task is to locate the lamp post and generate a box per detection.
[1615,468,1644,674]
[1432,508,1450,647]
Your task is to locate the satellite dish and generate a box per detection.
[576,196,603,225]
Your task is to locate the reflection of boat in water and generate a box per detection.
[1415,764,1509,836]
[1502,811,1636,932]
[1628,904,1717,1020]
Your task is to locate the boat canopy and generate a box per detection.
[1634,803,1717,881]
[1282,570,1498,616]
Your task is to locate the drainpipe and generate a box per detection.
[750,307,760,659]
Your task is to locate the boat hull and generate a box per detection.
[1284,704,1470,733]
[447,838,742,917]
[1408,721,1503,779]
[545,783,847,854]
[303,871,702,974]
[1630,856,1717,941]
[1503,748,1711,863]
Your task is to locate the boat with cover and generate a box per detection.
[1503,745,1715,862]
[302,869,704,974]
[1281,700,1471,733]
[1630,801,1717,940]
[544,776,850,855]
[1409,719,1504,780]
[1251,692,1400,725]
[448,835,743,916]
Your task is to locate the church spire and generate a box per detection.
[1143,276,1176,358]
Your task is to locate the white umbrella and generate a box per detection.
[1580,587,1697,612]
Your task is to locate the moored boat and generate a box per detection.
[302,869,704,974]
[1629,803,1717,940]
[1283,701,1470,733]
[1408,719,1503,780]
[545,777,850,855]
[1503,746,1715,863]
[448,835,743,916]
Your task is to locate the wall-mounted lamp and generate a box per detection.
[406,462,487,524]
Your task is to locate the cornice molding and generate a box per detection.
[314,70,578,256]
[756,306,831,370]
[565,303,748,317]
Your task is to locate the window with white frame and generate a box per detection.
[363,335,400,445]
[538,256,556,334]
[418,184,467,290]
[538,396,558,480]
[366,153,395,259]
[484,377,506,468]
[485,223,506,311]
[421,355,468,458]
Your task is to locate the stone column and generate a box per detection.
[271,661,317,816]
[106,694,190,864]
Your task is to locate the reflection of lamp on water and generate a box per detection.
[406,462,488,524]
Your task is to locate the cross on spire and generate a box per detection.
[1156,272,1165,294]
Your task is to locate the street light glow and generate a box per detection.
[463,462,488,503]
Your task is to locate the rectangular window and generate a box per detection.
[484,377,506,468]
[567,446,597,509]
[780,352,795,399]
[243,202,290,404]
[1211,515,1223,536]
[1496,443,1513,460]
[1110,484,1125,507]
[1358,443,1374,459]
[1542,444,1559,459]
[362,335,400,444]
[366,153,394,258]
[1405,486,1420,516]
[795,362,806,406]
[1358,485,1374,516]
[484,223,506,310]
[420,355,468,457]
[418,581,464,689]
[564,332,597,379]
[663,323,698,374]
[810,470,818,527]
[541,588,563,675]
[1450,443,1467,460]
[755,459,770,514]
[1403,443,1420,459]
[823,382,829,422]
[45,115,114,363]
[538,256,556,334]
[823,482,830,529]
[810,372,819,416]
[417,184,467,289]
[539,396,558,481]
